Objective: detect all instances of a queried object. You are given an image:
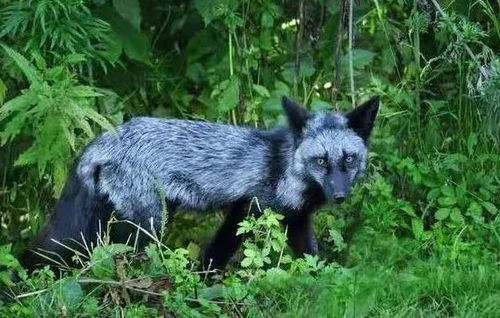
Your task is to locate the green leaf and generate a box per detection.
[261,12,274,28]
[186,30,217,63]
[199,284,224,300]
[0,78,6,104]
[45,278,84,312]
[82,297,99,316]
[1,44,41,84]
[435,208,450,220]
[0,94,35,136]
[438,196,457,206]
[281,55,315,82]
[102,7,151,64]
[411,219,424,240]
[186,242,200,260]
[90,244,132,279]
[252,84,270,98]
[0,244,19,267]
[77,106,116,133]
[254,256,264,267]
[341,49,377,70]
[481,202,498,215]
[467,202,482,215]
[426,188,441,201]
[450,208,464,223]
[401,205,417,218]
[241,258,252,267]
[328,228,346,250]
[122,30,151,64]
[194,0,238,25]
[0,272,14,286]
[70,85,103,98]
[217,76,239,113]
[466,202,484,223]
[112,0,141,31]
[60,120,76,150]
[243,249,255,258]
[440,185,455,198]
[345,285,377,318]
[467,133,477,155]
[261,83,290,120]
[63,54,87,65]
[310,99,332,111]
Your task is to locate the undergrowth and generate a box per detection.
[0,0,499,317]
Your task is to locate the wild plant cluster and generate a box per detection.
[0,0,499,317]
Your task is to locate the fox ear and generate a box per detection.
[346,96,379,142]
[281,96,309,134]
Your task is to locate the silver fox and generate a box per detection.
[20,96,379,271]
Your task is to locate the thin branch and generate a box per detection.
[294,0,305,96]
[152,5,172,50]
[331,0,348,108]
[413,0,422,134]
[348,0,355,108]
[14,289,48,300]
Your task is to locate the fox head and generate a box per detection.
[282,96,379,204]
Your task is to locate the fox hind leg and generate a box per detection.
[109,200,177,248]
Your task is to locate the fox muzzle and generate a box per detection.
[324,170,350,204]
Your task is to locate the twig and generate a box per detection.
[79,278,246,306]
[348,0,355,108]
[294,0,305,96]
[412,0,422,135]
[276,226,288,269]
[79,278,164,296]
[203,259,213,282]
[152,5,172,50]
[331,0,348,108]
[14,289,48,300]
[185,297,245,306]
[230,297,245,318]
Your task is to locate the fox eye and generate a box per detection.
[345,155,355,163]
[316,158,327,167]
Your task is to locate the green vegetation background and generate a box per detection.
[0,0,499,317]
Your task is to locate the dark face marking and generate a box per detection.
[306,150,360,204]
[294,114,368,205]
[280,95,378,208]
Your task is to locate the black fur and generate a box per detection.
[281,96,309,137]
[19,166,113,272]
[285,213,318,256]
[346,97,379,142]
[201,200,249,269]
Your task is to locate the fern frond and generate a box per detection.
[1,44,41,84]
[0,93,37,122]
[0,0,116,69]
[0,48,116,195]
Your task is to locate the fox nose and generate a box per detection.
[334,194,346,204]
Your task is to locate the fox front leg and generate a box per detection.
[285,214,318,256]
[201,200,248,270]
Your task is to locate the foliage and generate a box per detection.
[236,208,290,272]
[0,0,116,69]
[0,45,114,195]
[0,0,499,316]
